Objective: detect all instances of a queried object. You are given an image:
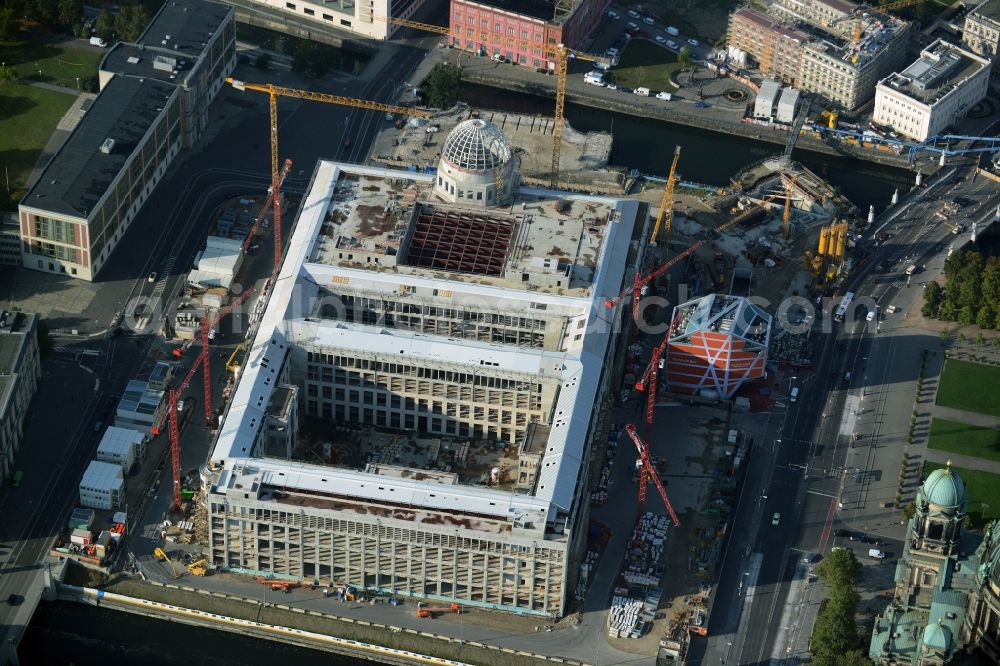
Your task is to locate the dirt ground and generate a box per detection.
[639,0,742,45]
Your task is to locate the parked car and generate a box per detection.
[627,21,639,31]
[627,9,640,18]
[666,39,679,49]
[655,91,672,101]
[147,271,157,283]
[643,16,655,25]
[605,83,617,90]
[772,513,781,526]
[833,529,852,538]
[655,35,666,43]
[687,38,700,46]
[607,9,620,19]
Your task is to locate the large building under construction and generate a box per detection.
[663,295,771,399]
[204,120,641,616]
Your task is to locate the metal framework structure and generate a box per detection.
[200,289,254,427]
[625,424,680,527]
[372,17,606,189]
[650,145,681,245]
[604,241,705,323]
[635,332,670,426]
[405,210,515,276]
[241,158,293,256]
[808,124,1000,162]
[225,78,430,274]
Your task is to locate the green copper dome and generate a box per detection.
[921,465,966,510]
[922,621,952,651]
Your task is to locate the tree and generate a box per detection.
[0,65,16,85]
[958,305,975,327]
[816,548,862,588]
[126,5,150,41]
[423,63,462,109]
[0,7,18,41]
[902,501,916,520]
[94,8,114,41]
[677,46,692,70]
[255,53,271,70]
[938,299,957,321]
[922,281,941,318]
[57,0,83,29]
[977,304,995,330]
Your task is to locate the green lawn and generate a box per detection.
[928,418,1000,461]
[936,359,1000,418]
[0,84,76,211]
[0,41,103,89]
[922,462,1000,527]
[608,40,683,91]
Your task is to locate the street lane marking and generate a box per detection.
[816,497,838,553]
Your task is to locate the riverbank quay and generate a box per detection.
[454,56,945,173]
[55,579,593,666]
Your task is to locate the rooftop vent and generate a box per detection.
[126,56,141,64]
[100,138,116,155]
[153,55,178,72]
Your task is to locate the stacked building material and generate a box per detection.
[573,549,601,601]
[591,465,612,506]
[607,595,645,638]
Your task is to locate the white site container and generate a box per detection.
[79,460,125,510]
[96,426,144,472]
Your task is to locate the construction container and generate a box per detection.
[753,80,780,120]
[96,426,143,472]
[68,507,95,532]
[775,87,800,124]
[79,460,125,510]
[70,528,93,546]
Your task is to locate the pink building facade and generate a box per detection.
[449,0,610,69]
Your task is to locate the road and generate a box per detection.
[0,29,435,661]
[689,160,999,665]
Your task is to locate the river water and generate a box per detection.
[24,86,919,664]
[461,82,915,214]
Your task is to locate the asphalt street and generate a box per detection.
[689,160,999,665]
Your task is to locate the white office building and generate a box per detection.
[202,119,642,617]
[873,39,990,141]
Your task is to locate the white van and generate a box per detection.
[583,71,605,86]
[905,264,917,276]
[90,36,107,47]
[790,387,799,402]
[655,91,672,101]
[868,548,886,560]
[634,87,650,96]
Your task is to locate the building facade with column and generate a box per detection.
[17,0,235,280]
[962,0,1000,68]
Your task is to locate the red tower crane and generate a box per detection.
[605,241,705,324]
[201,289,254,427]
[625,424,680,527]
[635,309,683,425]
[241,158,293,256]
[151,355,204,509]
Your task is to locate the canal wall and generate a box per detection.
[56,579,593,666]
[458,69,940,174]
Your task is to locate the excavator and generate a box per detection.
[416,602,462,618]
[187,559,211,576]
[154,547,183,578]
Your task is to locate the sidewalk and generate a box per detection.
[923,449,1000,474]
[931,404,1000,429]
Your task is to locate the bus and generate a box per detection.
[834,292,854,322]
[12,470,22,487]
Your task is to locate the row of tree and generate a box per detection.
[922,251,1000,330]
[809,549,873,666]
[0,1,148,43]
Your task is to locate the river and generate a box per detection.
[460,82,915,214]
[20,601,357,665]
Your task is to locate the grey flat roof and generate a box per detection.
[21,76,176,218]
[472,0,558,23]
[883,41,986,104]
[136,0,232,56]
[101,44,193,84]
[972,0,1000,22]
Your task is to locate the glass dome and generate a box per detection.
[441,119,513,172]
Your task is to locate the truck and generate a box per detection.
[634,86,650,96]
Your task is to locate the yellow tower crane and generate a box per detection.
[782,175,797,240]
[225,78,431,274]
[373,16,607,189]
[650,145,682,246]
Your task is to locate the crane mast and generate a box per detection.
[650,145,681,245]
[625,424,680,527]
[201,288,254,427]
